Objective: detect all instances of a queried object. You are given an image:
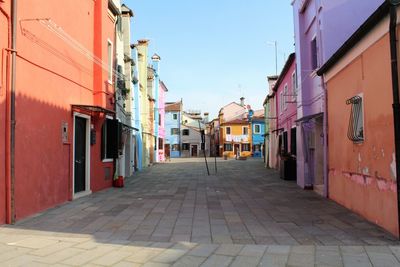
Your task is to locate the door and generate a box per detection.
[191,145,198,157]
[234,144,240,158]
[165,144,171,159]
[74,116,87,193]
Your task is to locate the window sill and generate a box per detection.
[102,158,114,163]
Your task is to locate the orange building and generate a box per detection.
[0,0,121,224]
[318,2,399,236]
[220,119,252,158]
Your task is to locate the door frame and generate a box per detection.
[72,112,91,199]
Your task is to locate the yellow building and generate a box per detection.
[220,119,252,158]
[136,39,152,167]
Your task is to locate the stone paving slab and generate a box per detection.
[0,158,399,266]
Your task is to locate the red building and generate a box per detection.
[0,0,121,224]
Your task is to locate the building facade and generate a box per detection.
[181,111,210,157]
[251,110,265,158]
[158,81,168,162]
[292,0,383,196]
[165,101,182,158]
[318,2,398,236]
[0,0,121,223]
[264,76,279,169]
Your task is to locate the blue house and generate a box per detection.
[165,101,182,158]
[251,110,265,158]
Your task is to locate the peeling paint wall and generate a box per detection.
[326,32,398,236]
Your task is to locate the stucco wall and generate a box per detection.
[327,33,397,236]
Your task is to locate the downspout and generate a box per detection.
[0,3,11,224]
[9,0,17,224]
[388,0,400,238]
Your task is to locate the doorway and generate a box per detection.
[191,145,198,157]
[73,114,90,198]
[234,144,240,158]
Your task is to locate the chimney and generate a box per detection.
[240,97,245,107]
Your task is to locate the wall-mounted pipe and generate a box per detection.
[9,0,17,224]
[0,1,11,224]
[388,0,400,238]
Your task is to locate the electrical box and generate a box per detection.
[62,122,68,143]
[90,129,96,145]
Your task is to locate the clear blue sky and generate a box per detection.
[123,0,294,118]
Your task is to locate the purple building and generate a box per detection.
[292,0,384,196]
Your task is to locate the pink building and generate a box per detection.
[274,53,297,180]
[158,81,168,162]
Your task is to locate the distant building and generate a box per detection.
[181,111,210,157]
[264,76,279,169]
[218,98,252,158]
[250,110,265,158]
[157,81,168,162]
[165,101,183,158]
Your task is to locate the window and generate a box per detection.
[292,71,297,101]
[226,127,231,135]
[284,84,288,110]
[182,143,190,150]
[159,114,161,126]
[280,92,284,114]
[101,118,120,159]
[173,113,178,120]
[253,144,261,152]
[171,128,179,135]
[172,144,180,151]
[311,37,318,70]
[107,40,113,83]
[290,127,296,155]
[243,127,248,135]
[154,137,157,150]
[224,143,233,151]
[346,95,364,142]
[241,143,250,151]
[182,129,189,136]
[254,124,261,134]
[158,138,163,149]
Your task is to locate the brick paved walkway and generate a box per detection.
[0,158,400,266]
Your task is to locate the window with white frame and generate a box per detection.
[226,126,231,135]
[107,40,113,83]
[254,124,261,134]
[346,95,364,142]
[284,84,288,110]
[173,113,178,120]
[292,71,297,101]
[280,92,283,113]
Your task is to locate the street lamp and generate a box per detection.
[267,41,278,76]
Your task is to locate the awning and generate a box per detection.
[121,123,138,132]
[71,105,115,116]
[295,112,323,123]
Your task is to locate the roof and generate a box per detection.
[272,53,296,92]
[165,101,182,112]
[317,2,389,75]
[263,91,276,106]
[160,80,169,92]
[222,118,249,125]
[253,109,264,117]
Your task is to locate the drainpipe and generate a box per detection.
[388,0,400,238]
[8,0,17,224]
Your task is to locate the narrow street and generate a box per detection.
[0,158,399,266]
